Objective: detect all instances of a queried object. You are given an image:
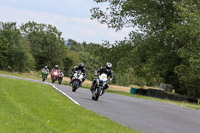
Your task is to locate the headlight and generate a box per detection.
[54,72,58,75]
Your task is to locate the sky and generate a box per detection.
[0,0,131,44]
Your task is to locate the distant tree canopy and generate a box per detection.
[20,21,67,71]
[0,22,76,76]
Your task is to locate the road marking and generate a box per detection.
[0,74,81,106]
[46,82,81,106]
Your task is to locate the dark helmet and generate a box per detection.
[106,62,112,69]
[44,66,48,69]
[54,65,59,69]
[79,63,84,68]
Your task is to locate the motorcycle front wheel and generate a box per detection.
[92,87,101,101]
[52,77,56,83]
[42,76,46,81]
[72,80,78,92]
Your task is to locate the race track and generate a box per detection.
[1,74,200,133]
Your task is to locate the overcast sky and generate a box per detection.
[0,0,131,44]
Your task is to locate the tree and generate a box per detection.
[63,49,80,77]
[171,0,200,97]
[68,39,85,52]
[78,52,102,80]
[91,0,200,97]
[0,38,8,70]
[0,22,34,72]
[20,21,67,71]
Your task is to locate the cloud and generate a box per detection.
[0,4,132,44]
[0,5,67,25]
[0,5,83,27]
[75,27,96,36]
[71,17,94,24]
[98,23,132,41]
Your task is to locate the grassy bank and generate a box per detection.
[0,76,138,133]
[0,71,41,80]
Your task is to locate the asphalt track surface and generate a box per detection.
[1,74,200,133]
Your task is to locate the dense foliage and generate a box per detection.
[91,0,200,98]
[0,22,74,76]
[0,22,33,72]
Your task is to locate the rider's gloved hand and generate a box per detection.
[110,78,113,81]
[94,71,97,76]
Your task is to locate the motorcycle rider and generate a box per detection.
[70,63,86,86]
[51,65,63,77]
[41,66,49,77]
[60,70,64,77]
[90,62,113,95]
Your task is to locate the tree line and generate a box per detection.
[0,21,101,81]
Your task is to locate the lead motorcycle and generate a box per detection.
[72,70,84,92]
[51,70,63,84]
[91,73,108,101]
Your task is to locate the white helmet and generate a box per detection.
[106,62,112,69]
[54,65,59,69]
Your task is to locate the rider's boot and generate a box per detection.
[100,90,105,96]
[101,85,108,96]
[90,85,94,92]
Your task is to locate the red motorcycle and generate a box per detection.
[51,69,63,84]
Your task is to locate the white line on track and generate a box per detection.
[0,74,81,106]
[46,82,81,106]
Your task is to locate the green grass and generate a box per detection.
[0,71,41,80]
[106,90,200,110]
[0,76,138,133]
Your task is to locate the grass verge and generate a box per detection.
[0,76,138,133]
[0,71,41,80]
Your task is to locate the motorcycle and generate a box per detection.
[41,71,48,82]
[91,73,108,101]
[72,70,84,92]
[51,70,63,84]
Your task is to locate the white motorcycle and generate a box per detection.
[92,73,108,101]
[72,70,84,92]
